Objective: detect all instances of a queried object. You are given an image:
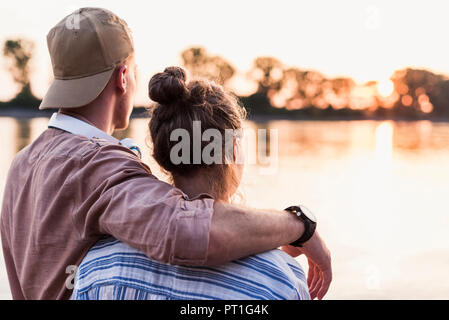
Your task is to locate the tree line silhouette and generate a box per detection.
[1,39,40,108]
[2,38,449,120]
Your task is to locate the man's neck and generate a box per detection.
[59,109,115,135]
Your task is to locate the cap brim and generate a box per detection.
[39,68,115,110]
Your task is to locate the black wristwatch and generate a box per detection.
[285,205,317,247]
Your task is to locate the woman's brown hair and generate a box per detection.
[148,66,246,198]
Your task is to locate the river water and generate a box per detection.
[0,117,448,299]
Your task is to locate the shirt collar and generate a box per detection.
[48,112,119,144]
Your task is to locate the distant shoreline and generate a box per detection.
[1,106,448,123]
[0,106,150,119]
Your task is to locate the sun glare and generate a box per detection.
[377,80,394,97]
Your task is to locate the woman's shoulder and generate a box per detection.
[81,236,143,262]
[245,249,307,280]
[75,238,310,300]
[215,249,308,299]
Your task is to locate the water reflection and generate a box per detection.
[15,119,31,153]
[375,121,393,162]
[0,117,448,299]
[7,118,446,162]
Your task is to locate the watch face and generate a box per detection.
[299,205,317,223]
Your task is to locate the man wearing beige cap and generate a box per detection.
[0,7,331,300]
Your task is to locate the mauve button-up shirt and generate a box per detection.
[0,128,215,300]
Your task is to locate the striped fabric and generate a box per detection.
[71,237,310,300]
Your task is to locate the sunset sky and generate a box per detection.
[1,0,449,105]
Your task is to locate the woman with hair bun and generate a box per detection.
[71,67,311,300]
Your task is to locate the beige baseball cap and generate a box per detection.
[39,7,134,110]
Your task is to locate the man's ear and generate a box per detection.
[116,65,128,95]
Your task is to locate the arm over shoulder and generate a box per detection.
[69,144,215,266]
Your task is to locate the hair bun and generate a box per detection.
[164,66,186,81]
[148,66,188,105]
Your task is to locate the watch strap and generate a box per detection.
[285,206,317,247]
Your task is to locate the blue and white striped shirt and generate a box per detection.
[71,237,310,300]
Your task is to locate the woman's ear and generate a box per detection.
[116,65,128,94]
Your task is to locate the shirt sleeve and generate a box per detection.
[69,144,215,266]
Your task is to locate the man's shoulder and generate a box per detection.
[86,137,139,160]
[13,128,94,161]
[10,128,151,177]
[27,128,140,161]
[78,138,153,175]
